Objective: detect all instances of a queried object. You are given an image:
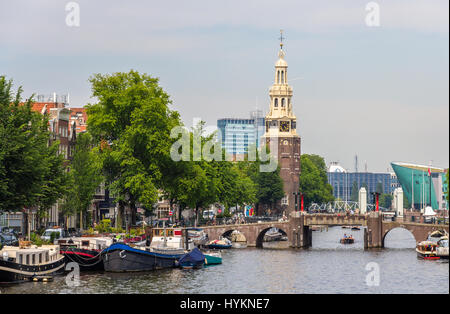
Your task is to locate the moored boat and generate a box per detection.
[436,236,449,260]
[206,238,232,250]
[0,244,65,283]
[102,227,194,272]
[187,228,208,246]
[58,237,114,271]
[178,248,205,269]
[263,227,282,242]
[204,251,222,265]
[416,241,439,260]
[102,243,184,272]
[351,226,360,231]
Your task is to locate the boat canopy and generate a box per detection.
[179,248,205,264]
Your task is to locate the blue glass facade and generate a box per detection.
[217,112,265,156]
[327,172,399,202]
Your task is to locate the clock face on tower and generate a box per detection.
[279,121,290,132]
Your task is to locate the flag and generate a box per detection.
[428,167,431,176]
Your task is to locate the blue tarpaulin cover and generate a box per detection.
[179,247,205,264]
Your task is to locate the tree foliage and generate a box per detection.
[61,133,102,229]
[299,154,334,208]
[86,70,181,224]
[0,76,68,213]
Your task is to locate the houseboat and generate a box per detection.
[102,227,193,272]
[0,243,65,283]
[58,237,114,271]
[416,241,439,260]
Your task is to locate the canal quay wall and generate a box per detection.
[200,212,448,249]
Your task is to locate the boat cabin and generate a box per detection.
[1,245,61,265]
[57,237,113,251]
[149,228,194,251]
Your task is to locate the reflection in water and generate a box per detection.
[1,227,448,294]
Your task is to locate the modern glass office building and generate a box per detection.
[327,162,400,203]
[217,110,265,157]
[391,162,448,210]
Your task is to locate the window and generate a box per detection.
[274,98,278,107]
[281,98,285,107]
[281,71,284,84]
[281,195,289,205]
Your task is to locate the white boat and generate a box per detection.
[0,244,65,283]
[436,236,449,259]
[264,227,282,242]
[138,228,195,255]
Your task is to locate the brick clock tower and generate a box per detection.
[263,32,301,215]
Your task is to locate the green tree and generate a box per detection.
[379,193,393,209]
[256,165,285,211]
[0,77,68,227]
[62,133,102,230]
[299,154,334,209]
[86,70,182,227]
[403,194,410,209]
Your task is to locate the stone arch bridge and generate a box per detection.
[200,212,448,249]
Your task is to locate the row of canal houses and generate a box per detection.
[1,94,115,235]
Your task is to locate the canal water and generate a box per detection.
[1,227,448,294]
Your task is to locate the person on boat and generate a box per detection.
[343,234,347,239]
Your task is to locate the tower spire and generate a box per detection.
[279,29,284,49]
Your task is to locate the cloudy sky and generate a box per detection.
[1,0,448,172]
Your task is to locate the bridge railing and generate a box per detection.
[181,216,283,227]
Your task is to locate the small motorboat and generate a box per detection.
[178,248,205,269]
[203,251,222,265]
[429,230,446,238]
[340,236,354,244]
[206,238,232,250]
[416,241,439,260]
[351,226,361,231]
[436,236,449,260]
[341,226,351,229]
[263,227,282,242]
[0,243,65,283]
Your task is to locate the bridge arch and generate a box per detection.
[381,227,416,248]
[221,229,248,243]
[255,227,288,248]
[381,223,448,248]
